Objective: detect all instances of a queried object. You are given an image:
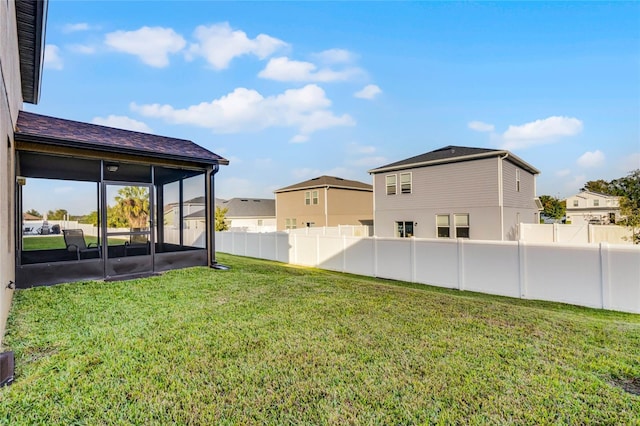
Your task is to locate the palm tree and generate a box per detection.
[115,186,149,229]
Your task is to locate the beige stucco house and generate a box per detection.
[369,146,541,240]
[565,190,622,225]
[274,176,373,231]
[1,0,47,344]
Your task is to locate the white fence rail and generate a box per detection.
[287,225,373,237]
[520,223,633,244]
[216,231,640,314]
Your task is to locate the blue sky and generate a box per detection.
[26,1,640,214]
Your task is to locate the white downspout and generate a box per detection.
[324,186,329,227]
[498,153,509,241]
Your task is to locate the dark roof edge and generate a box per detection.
[15,131,229,166]
[274,184,373,193]
[368,150,540,175]
[19,0,48,104]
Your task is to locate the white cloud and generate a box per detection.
[105,26,186,67]
[577,150,605,168]
[188,22,287,70]
[620,152,640,172]
[565,174,587,193]
[348,156,388,167]
[91,115,153,133]
[556,169,571,177]
[347,143,377,155]
[44,44,63,70]
[258,57,361,82]
[62,23,91,33]
[501,116,583,149]
[131,84,354,140]
[68,44,96,54]
[312,48,355,64]
[354,84,382,100]
[290,135,309,143]
[468,120,495,132]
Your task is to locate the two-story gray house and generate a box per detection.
[368,146,541,240]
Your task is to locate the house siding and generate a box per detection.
[373,158,502,238]
[1,0,23,343]
[276,186,373,230]
[501,160,539,239]
[565,192,621,225]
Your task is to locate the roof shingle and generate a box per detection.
[15,111,228,165]
[274,175,372,193]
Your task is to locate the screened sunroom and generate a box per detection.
[14,112,228,287]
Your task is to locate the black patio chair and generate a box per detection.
[62,229,101,260]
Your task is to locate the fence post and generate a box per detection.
[457,238,465,291]
[374,236,378,277]
[342,235,347,273]
[411,237,417,283]
[316,234,320,267]
[553,223,558,242]
[293,233,298,265]
[518,240,527,298]
[600,242,610,309]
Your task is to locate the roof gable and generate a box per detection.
[275,175,372,193]
[216,198,276,217]
[369,145,539,175]
[15,112,228,165]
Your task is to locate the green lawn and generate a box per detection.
[22,235,127,251]
[1,253,638,424]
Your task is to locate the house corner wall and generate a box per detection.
[1,0,24,346]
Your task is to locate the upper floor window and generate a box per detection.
[305,190,319,205]
[593,199,600,207]
[436,214,450,238]
[386,174,397,195]
[454,214,470,238]
[573,200,579,207]
[516,169,521,192]
[400,172,412,194]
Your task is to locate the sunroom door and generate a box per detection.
[103,182,154,278]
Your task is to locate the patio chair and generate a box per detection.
[63,229,101,260]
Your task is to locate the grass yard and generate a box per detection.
[22,235,127,251]
[1,253,638,424]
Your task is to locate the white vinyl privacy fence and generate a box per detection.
[216,231,640,314]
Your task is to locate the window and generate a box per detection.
[257,219,263,226]
[386,174,397,195]
[436,215,450,238]
[396,221,413,238]
[400,172,412,194]
[285,218,297,230]
[516,169,521,192]
[593,199,600,207]
[454,214,470,238]
[304,190,319,205]
[573,200,579,207]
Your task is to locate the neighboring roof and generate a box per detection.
[569,190,621,200]
[217,198,276,218]
[274,175,373,193]
[15,111,228,166]
[23,212,41,220]
[16,0,48,104]
[368,145,540,175]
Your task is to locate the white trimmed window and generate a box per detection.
[386,174,397,195]
[400,172,412,194]
[454,214,470,238]
[396,221,414,238]
[436,214,450,238]
[305,190,319,205]
[573,200,579,207]
[593,199,600,207]
[516,169,521,192]
[285,218,297,230]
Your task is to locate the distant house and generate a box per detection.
[368,146,541,240]
[217,198,276,232]
[274,176,373,231]
[565,190,621,225]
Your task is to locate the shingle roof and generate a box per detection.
[274,175,373,193]
[216,198,275,218]
[368,145,539,174]
[16,0,48,104]
[15,111,228,166]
